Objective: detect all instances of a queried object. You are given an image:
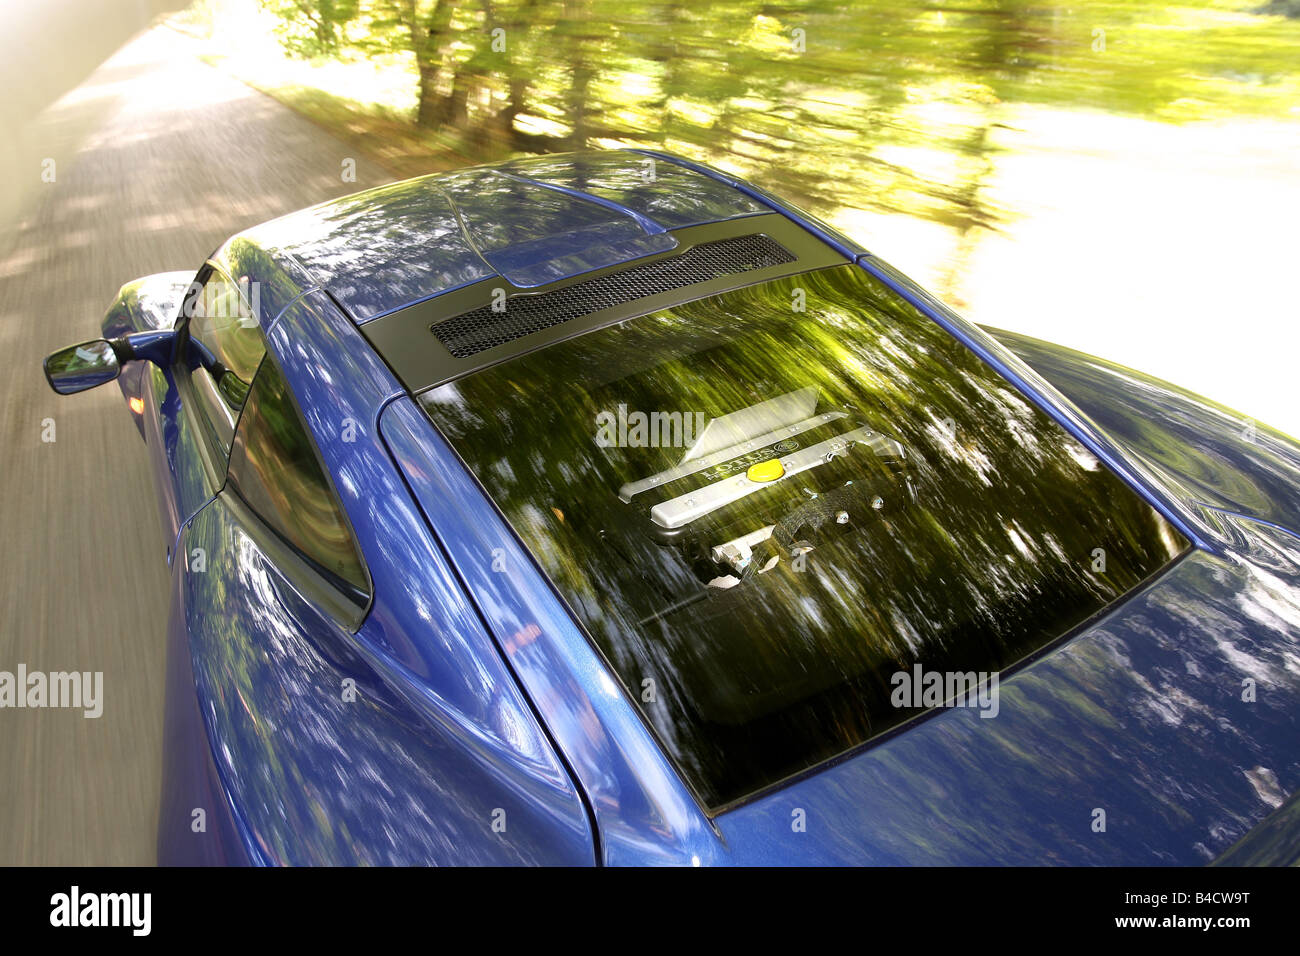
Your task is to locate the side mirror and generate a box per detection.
[44,339,122,395]
[43,330,176,396]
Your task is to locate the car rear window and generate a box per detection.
[419,264,1189,811]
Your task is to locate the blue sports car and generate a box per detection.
[44,150,1300,865]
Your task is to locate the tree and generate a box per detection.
[256,0,1300,271]
[260,0,361,57]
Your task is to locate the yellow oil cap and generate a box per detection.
[746,459,785,482]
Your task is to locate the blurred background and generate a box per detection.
[177,0,1300,435]
[1,0,1297,864]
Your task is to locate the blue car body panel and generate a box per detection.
[383,389,1300,865]
[239,150,769,321]
[380,398,724,865]
[102,272,190,438]
[168,488,594,865]
[981,326,1300,542]
[628,148,872,262]
[157,537,264,866]
[716,522,1300,864]
[153,289,595,865]
[103,273,206,559]
[77,150,1300,865]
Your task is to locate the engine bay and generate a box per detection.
[616,386,914,593]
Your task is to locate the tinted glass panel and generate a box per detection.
[184,266,265,456]
[422,265,1189,810]
[188,268,265,382]
[422,265,1191,810]
[228,355,368,600]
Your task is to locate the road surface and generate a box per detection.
[0,24,392,865]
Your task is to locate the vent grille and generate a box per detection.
[432,234,795,358]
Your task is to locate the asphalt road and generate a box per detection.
[0,25,392,865]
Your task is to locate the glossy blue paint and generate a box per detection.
[101,272,194,339]
[120,330,178,367]
[238,150,768,320]
[157,546,257,866]
[982,326,1300,541]
[492,170,670,235]
[101,273,215,562]
[490,151,770,229]
[155,289,595,865]
[628,148,870,261]
[717,517,1300,864]
[46,148,1300,865]
[102,272,193,440]
[390,338,1300,868]
[166,488,594,864]
[386,348,1300,865]
[380,398,723,865]
[1215,785,1300,865]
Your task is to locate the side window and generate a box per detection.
[227,353,369,602]
[181,264,266,457]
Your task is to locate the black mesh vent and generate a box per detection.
[432,234,795,358]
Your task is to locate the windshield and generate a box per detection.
[420,264,1189,811]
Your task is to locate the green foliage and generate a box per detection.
[259,0,363,57]
[257,0,1300,234]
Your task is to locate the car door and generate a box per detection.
[158,346,372,864]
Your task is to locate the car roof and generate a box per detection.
[234,150,778,324]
